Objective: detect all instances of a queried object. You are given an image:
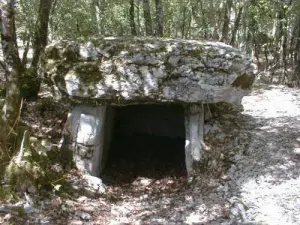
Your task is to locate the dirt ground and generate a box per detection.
[1,79,300,225]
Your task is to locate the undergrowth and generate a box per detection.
[0,112,67,202]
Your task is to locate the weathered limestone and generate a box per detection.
[63,105,114,176]
[44,37,256,105]
[45,37,256,178]
[185,104,205,177]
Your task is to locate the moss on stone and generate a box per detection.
[206,51,217,58]
[153,45,168,54]
[231,74,255,89]
[191,48,203,57]
[87,88,96,97]
[74,62,103,84]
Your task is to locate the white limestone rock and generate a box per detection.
[44,37,256,105]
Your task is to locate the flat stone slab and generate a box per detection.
[44,37,256,105]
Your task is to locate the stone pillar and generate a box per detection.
[62,105,115,176]
[184,104,205,178]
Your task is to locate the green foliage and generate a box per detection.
[0,89,5,98]
[15,0,39,43]
[49,0,131,39]
[0,185,16,202]
[4,130,66,195]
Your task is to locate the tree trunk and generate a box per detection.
[220,0,233,43]
[129,0,137,35]
[48,0,57,41]
[210,1,220,40]
[92,0,103,35]
[280,0,292,83]
[143,0,153,36]
[191,0,208,39]
[281,18,288,82]
[271,1,284,74]
[136,1,141,35]
[199,0,207,39]
[293,15,300,85]
[31,0,53,71]
[181,5,187,38]
[155,0,163,37]
[185,13,192,39]
[230,6,243,46]
[28,0,53,99]
[0,0,22,143]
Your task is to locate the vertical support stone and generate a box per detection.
[61,105,114,177]
[184,104,205,178]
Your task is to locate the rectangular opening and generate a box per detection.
[102,104,186,183]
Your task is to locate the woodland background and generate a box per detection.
[0,0,300,195]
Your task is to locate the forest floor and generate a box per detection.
[1,79,300,225]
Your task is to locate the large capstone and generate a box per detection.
[46,37,256,178]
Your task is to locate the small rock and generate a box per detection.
[75,210,92,220]
[78,174,106,197]
[230,207,239,218]
[3,213,12,221]
[23,203,38,214]
[83,174,106,191]
[109,220,130,225]
[80,205,95,213]
[77,196,88,203]
[39,219,50,224]
[68,219,84,225]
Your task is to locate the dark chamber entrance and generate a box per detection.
[102,104,186,184]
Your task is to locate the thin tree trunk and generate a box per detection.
[281,18,288,82]
[191,0,207,39]
[137,1,140,35]
[295,17,300,63]
[272,1,284,75]
[290,21,298,63]
[129,0,137,35]
[92,0,102,35]
[210,1,220,40]
[220,0,233,43]
[49,0,57,41]
[155,0,163,37]
[293,15,300,85]
[143,0,153,36]
[199,0,207,39]
[29,0,53,98]
[0,0,22,143]
[31,0,53,71]
[281,0,292,83]
[185,13,192,39]
[230,6,243,46]
[246,1,257,57]
[181,6,187,39]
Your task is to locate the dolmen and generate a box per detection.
[44,37,256,179]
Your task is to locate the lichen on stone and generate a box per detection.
[43,37,256,105]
